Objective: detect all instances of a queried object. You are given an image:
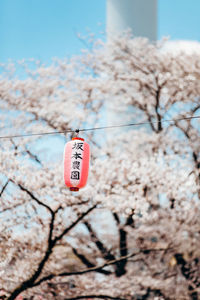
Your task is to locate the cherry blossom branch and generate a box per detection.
[7,186,96,300]
[0,202,25,215]
[72,247,111,275]
[112,212,128,276]
[18,184,54,213]
[116,227,127,277]
[7,186,56,300]
[53,204,97,243]
[140,287,169,300]
[9,138,42,165]
[64,295,126,300]
[24,147,42,165]
[0,179,27,214]
[174,119,200,193]
[192,104,200,114]
[0,180,9,197]
[175,253,200,297]
[84,221,116,261]
[155,86,162,132]
[130,99,156,132]
[33,247,170,287]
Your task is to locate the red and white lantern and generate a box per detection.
[63,137,90,191]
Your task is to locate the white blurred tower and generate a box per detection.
[105,0,157,137]
[107,0,157,40]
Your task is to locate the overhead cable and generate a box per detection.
[0,115,199,140]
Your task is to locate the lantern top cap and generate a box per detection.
[72,137,84,141]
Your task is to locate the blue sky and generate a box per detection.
[0,0,200,63]
[158,0,200,41]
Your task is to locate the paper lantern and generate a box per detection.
[63,137,90,191]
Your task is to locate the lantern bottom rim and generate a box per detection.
[70,187,79,192]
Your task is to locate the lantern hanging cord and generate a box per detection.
[0,115,199,140]
[75,129,79,136]
[71,129,80,139]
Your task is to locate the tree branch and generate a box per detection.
[33,247,170,287]
[155,79,162,132]
[115,227,127,277]
[18,184,54,214]
[175,253,200,298]
[54,204,97,244]
[112,212,128,277]
[140,287,169,300]
[0,180,9,198]
[7,187,56,300]
[64,295,127,300]
[84,221,116,261]
[24,147,42,165]
[8,187,96,300]
[72,247,111,275]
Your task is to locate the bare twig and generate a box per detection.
[0,180,9,198]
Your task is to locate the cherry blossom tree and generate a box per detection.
[0,35,200,299]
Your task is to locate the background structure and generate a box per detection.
[107,0,157,40]
[1,0,200,62]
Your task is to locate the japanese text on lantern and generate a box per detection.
[71,142,84,180]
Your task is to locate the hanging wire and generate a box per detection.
[0,115,199,140]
